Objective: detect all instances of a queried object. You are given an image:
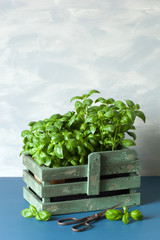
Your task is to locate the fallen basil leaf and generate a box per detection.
[38,211,51,221]
[130,210,143,221]
[29,205,37,216]
[122,213,129,224]
[21,208,34,218]
[105,209,124,221]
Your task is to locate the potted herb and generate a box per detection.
[21,90,146,215]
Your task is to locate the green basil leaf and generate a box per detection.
[27,147,37,155]
[79,156,85,164]
[122,213,129,224]
[21,208,34,218]
[63,111,75,117]
[21,130,29,138]
[120,115,131,124]
[80,123,87,130]
[86,89,100,97]
[135,104,140,110]
[105,209,124,220]
[127,131,136,140]
[130,210,143,221]
[90,124,97,134]
[120,124,132,132]
[49,114,61,121]
[74,101,82,110]
[28,121,36,127]
[29,205,37,216]
[88,138,97,146]
[67,114,76,127]
[77,145,86,156]
[84,141,94,152]
[39,134,50,144]
[33,152,44,166]
[115,100,126,109]
[123,206,128,214]
[126,100,135,108]
[104,110,117,118]
[66,139,77,155]
[105,98,115,104]
[126,109,136,122]
[85,116,97,123]
[54,121,63,130]
[45,125,58,132]
[121,139,136,147]
[32,121,45,131]
[117,133,125,139]
[101,125,115,132]
[135,110,146,123]
[50,133,63,143]
[82,98,93,107]
[40,152,51,167]
[54,144,63,159]
[35,213,42,221]
[95,97,106,104]
[70,96,83,103]
[38,211,51,221]
[97,110,104,118]
[27,133,34,141]
[69,156,79,166]
[47,142,54,154]
[104,139,114,146]
[88,106,101,114]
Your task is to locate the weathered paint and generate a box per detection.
[23,148,141,215]
[23,186,140,215]
[87,153,101,195]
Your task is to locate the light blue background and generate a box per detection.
[0,0,160,176]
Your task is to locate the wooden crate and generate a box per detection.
[23,148,141,215]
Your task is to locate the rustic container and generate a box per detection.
[22,148,141,215]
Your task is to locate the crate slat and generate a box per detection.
[100,175,140,192]
[23,186,140,215]
[101,159,141,175]
[42,164,87,181]
[23,153,141,181]
[99,148,138,163]
[87,153,101,195]
[23,170,140,198]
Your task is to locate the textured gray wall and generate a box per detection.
[0,0,160,176]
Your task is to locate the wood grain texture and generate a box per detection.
[22,149,141,215]
[23,186,140,215]
[87,153,101,195]
[23,170,140,198]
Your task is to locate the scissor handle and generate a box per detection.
[72,221,90,232]
[58,216,89,226]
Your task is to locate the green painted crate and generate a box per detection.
[22,148,141,215]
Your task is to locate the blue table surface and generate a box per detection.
[0,176,160,240]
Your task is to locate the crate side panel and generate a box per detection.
[42,164,87,181]
[23,170,42,197]
[101,159,141,175]
[42,181,87,198]
[23,154,42,179]
[42,192,140,215]
[100,175,140,192]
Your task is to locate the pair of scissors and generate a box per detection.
[57,204,121,232]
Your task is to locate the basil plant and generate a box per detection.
[20,89,146,168]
